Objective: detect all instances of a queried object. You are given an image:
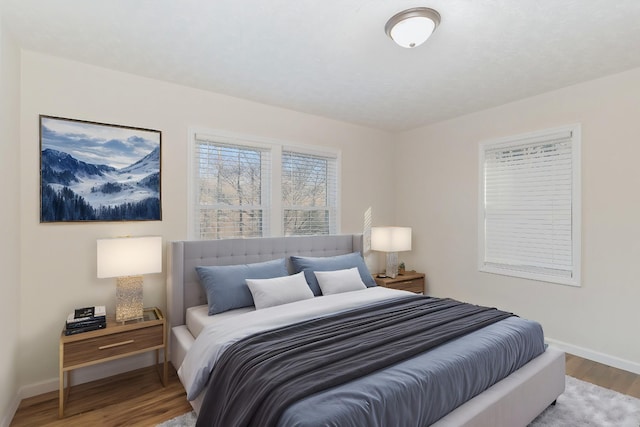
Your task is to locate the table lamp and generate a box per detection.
[97,236,162,322]
[371,227,412,279]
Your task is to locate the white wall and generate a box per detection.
[0,9,21,425]
[18,51,394,389]
[396,67,640,371]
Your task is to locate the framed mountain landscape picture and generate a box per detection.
[40,116,161,222]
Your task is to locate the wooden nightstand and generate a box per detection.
[374,271,426,294]
[58,307,167,418]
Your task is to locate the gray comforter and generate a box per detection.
[195,295,543,427]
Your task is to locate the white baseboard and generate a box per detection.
[0,394,21,427]
[546,337,640,375]
[18,351,159,400]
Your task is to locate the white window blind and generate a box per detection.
[282,150,337,236]
[192,135,270,239]
[479,125,581,286]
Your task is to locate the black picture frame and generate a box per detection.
[40,115,162,222]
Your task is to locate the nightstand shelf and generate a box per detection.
[59,307,167,418]
[374,271,426,294]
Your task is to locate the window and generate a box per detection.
[192,138,270,239]
[478,124,581,286]
[191,130,339,239]
[282,150,337,236]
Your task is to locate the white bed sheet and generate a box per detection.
[186,305,254,338]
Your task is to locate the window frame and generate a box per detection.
[281,145,340,236]
[477,124,582,286]
[188,128,340,240]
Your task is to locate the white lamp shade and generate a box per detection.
[97,236,162,278]
[371,227,412,252]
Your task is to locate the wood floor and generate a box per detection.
[10,354,640,426]
[565,353,640,399]
[10,364,191,427]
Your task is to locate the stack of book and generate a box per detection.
[64,306,107,335]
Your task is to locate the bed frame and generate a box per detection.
[167,234,565,426]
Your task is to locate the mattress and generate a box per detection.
[179,288,547,426]
[278,316,545,427]
[180,287,413,399]
[186,304,254,338]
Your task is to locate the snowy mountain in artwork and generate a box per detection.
[41,147,160,221]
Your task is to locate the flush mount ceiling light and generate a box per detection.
[385,7,441,48]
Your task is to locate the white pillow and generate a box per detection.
[314,267,367,295]
[246,271,314,310]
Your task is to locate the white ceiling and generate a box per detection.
[3,0,640,131]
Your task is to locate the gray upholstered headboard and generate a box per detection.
[167,234,364,328]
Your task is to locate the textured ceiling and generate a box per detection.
[3,0,640,131]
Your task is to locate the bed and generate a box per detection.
[167,234,565,426]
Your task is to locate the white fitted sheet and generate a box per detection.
[186,305,254,338]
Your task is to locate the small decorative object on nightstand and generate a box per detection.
[58,307,167,418]
[375,271,425,294]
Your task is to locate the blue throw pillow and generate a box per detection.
[290,252,376,296]
[196,258,288,315]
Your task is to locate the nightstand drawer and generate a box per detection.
[374,272,426,294]
[389,278,424,293]
[63,324,163,368]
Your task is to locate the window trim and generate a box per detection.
[477,124,581,286]
[188,128,340,240]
